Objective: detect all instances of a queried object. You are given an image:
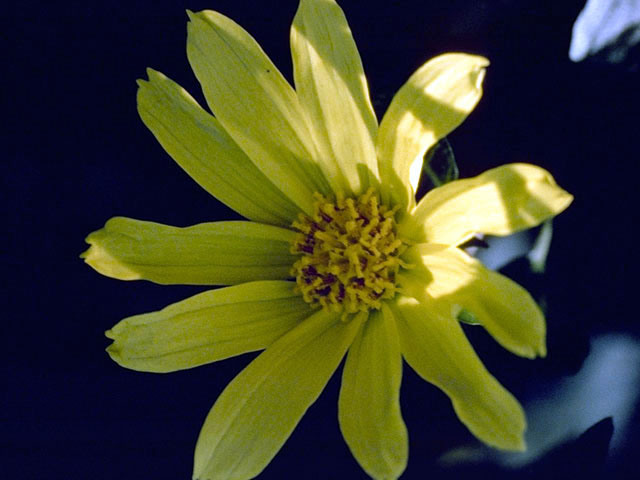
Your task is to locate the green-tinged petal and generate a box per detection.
[82,217,297,285]
[402,244,546,358]
[291,0,378,195]
[339,308,408,480]
[137,69,300,225]
[377,53,488,210]
[106,281,306,373]
[193,310,363,480]
[390,296,526,451]
[401,163,573,245]
[186,10,330,215]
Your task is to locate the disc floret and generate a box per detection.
[291,188,406,316]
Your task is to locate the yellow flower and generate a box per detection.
[82,1,573,479]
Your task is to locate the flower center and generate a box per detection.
[291,188,406,316]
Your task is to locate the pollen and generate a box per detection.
[291,188,406,317]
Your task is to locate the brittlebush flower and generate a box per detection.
[82,1,573,479]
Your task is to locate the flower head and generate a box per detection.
[83,1,573,479]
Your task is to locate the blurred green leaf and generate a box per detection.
[457,308,481,325]
[416,137,459,199]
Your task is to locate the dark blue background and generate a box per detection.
[4,0,639,478]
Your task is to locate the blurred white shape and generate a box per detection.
[473,222,554,273]
[569,0,640,63]
[503,333,640,466]
[475,232,530,270]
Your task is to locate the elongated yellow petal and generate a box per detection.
[291,0,378,195]
[137,69,300,225]
[339,308,408,480]
[390,297,526,451]
[377,53,488,209]
[82,217,297,285]
[402,244,546,358]
[186,10,331,215]
[106,281,306,373]
[193,310,363,480]
[401,163,573,245]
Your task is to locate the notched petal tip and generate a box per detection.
[436,53,490,97]
[185,10,201,36]
[136,70,162,99]
[185,9,197,22]
[431,52,490,77]
[145,67,160,79]
[431,52,489,64]
[186,9,218,28]
[81,224,142,281]
[518,346,538,360]
[105,341,118,356]
[473,65,487,90]
[137,68,168,90]
[105,341,128,369]
[537,341,548,358]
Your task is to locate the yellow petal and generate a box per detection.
[186,10,331,215]
[291,0,378,195]
[390,297,526,451]
[401,163,573,245]
[377,53,488,210]
[105,281,307,373]
[339,308,408,480]
[193,310,363,480]
[137,69,300,225]
[82,217,297,285]
[402,244,546,358]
